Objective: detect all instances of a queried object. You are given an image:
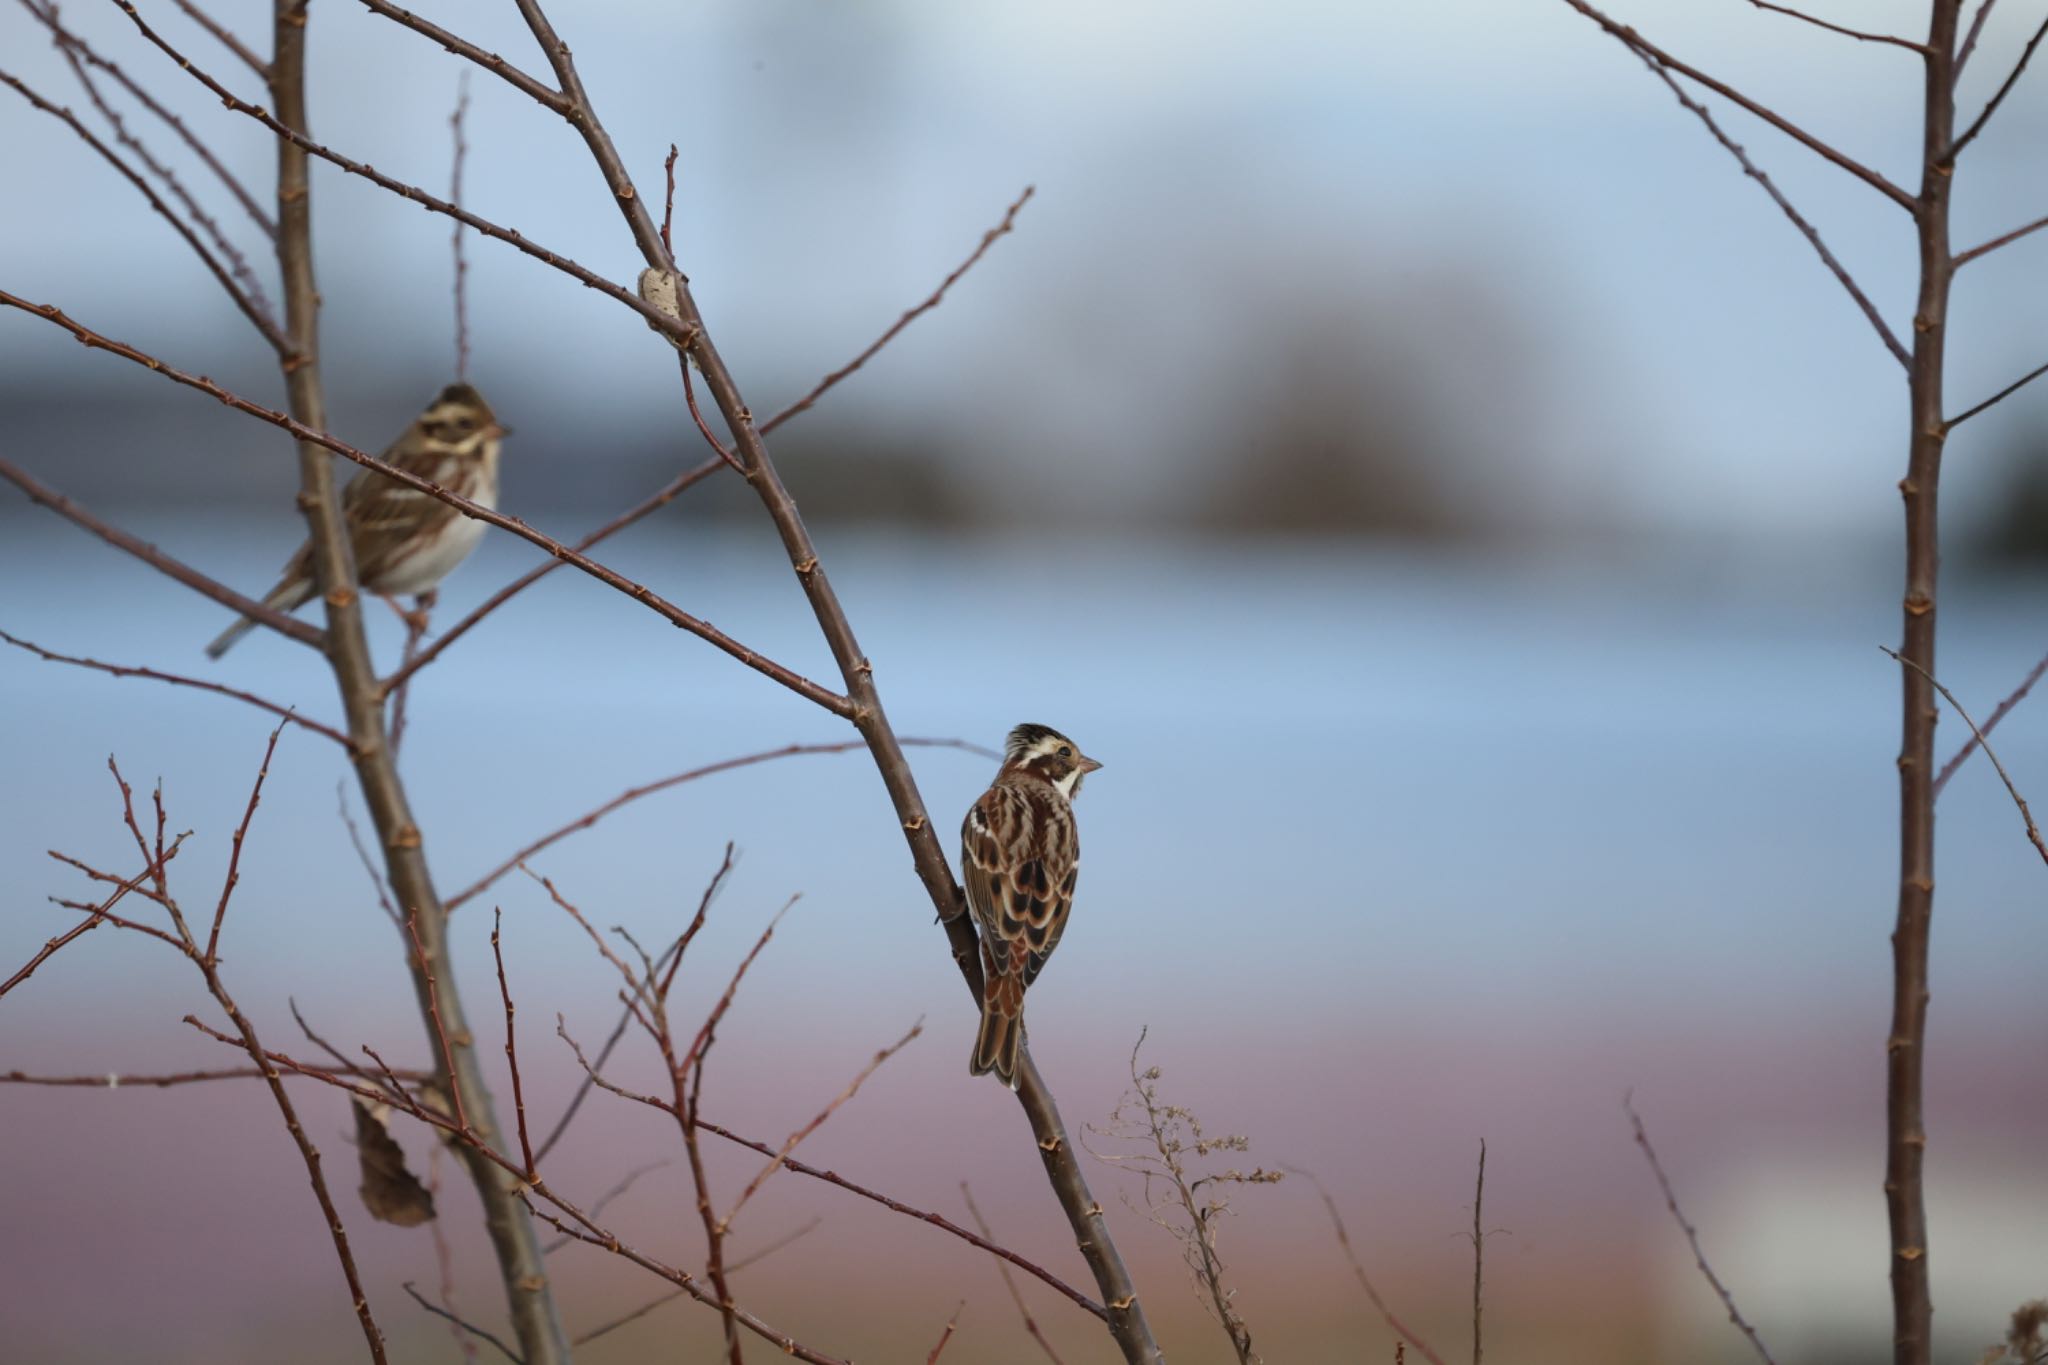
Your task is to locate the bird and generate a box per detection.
[960,722,1102,1089]
[205,384,507,659]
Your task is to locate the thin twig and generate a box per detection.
[1,1066,280,1087]
[1948,14,2048,159]
[715,1018,923,1236]
[382,457,726,691]
[205,720,287,964]
[168,0,267,76]
[0,458,322,648]
[0,68,287,352]
[1289,1167,1449,1365]
[492,908,536,1177]
[1625,1095,1777,1365]
[963,1183,1069,1364]
[353,0,565,110]
[1933,647,2048,795]
[1944,356,2048,428]
[448,739,991,909]
[1883,647,2048,865]
[402,1282,525,1365]
[1741,1,1931,52]
[450,72,472,381]
[1955,211,2048,267]
[1957,0,1999,74]
[660,144,678,257]
[1631,50,1909,368]
[0,630,346,746]
[1557,0,1918,210]
[425,1147,479,1364]
[926,1303,967,1363]
[760,185,1036,433]
[4,840,183,999]
[542,1161,669,1253]
[1470,1141,1485,1365]
[0,294,852,716]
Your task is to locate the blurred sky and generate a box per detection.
[6,3,2048,1364]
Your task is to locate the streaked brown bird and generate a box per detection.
[205,383,507,658]
[960,722,1102,1088]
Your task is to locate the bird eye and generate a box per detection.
[1058,745,1072,758]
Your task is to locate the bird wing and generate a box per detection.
[340,429,461,582]
[961,778,1078,994]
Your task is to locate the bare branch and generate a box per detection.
[23,0,275,242]
[1944,356,2048,428]
[383,457,726,690]
[205,720,286,964]
[0,630,347,746]
[5,839,183,1000]
[0,294,852,715]
[1933,646,2048,795]
[0,67,287,351]
[491,909,536,1177]
[1957,0,1999,74]
[1884,647,2048,865]
[1741,1,1931,53]
[449,738,992,910]
[1948,14,2048,159]
[1290,1167,1449,1365]
[962,1182,1069,1364]
[402,1283,525,1365]
[716,1018,922,1236]
[1625,1095,1777,1365]
[1955,210,2048,266]
[169,0,267,77]
[0,458,323,648]
[926,1302,966,1363]
[1627,53,1909,367]
[450,74,472,380]
[353,0,566,110]
[761,185,1035,434]
[1558,0,1917,210]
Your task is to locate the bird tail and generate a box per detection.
[970,977,1025,1090]
[206,577,313,659]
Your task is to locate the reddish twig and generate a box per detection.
[1741,1,1930,52]
[761,185,1035,433]
[662,843,735,999]
[715,1018,922,1236]
[0,457,322,649]
[1955,210,2048,267]
[335,787,401,924]
[1945,356,2048,428]
[401,1282,523,1364]
[205,721,287,964]
[1933,646,2048,795]
[449,739,990,910]
[0,294,851,716]
[0,630,347,747]
[962,1182,1069,1364]
[450,73,472,381]
[1957,0,1999,73]
[109,1,696,345]
[492,908,536,1177]
[0,68,287,352]
[1628,48,1909,368]
[4,839,184,1000]
[168,0,267,76]
[679,352,744,473]
[1884,647,2048,866]
[406,912,472,1133]
[1556,0,1916,210]
[542,1161,670,1253]
[2,1066,272,1087]
[681,900,798,1080]
[660,144,678,256]
[1625,1095,1777,1365]
[353,0,565,110]
[1948,13,2048,159]
[383,457,726,691]
[385,592,433,759]
[425,1147,480,1363]
[927,1302,967,1363]
[1290,1167,1449,1365]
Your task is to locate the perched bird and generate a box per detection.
[205,383,507,659]
[960,722,1102,1089]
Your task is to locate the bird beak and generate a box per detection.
[487,421,513,438]
[1078,756,1104,774]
